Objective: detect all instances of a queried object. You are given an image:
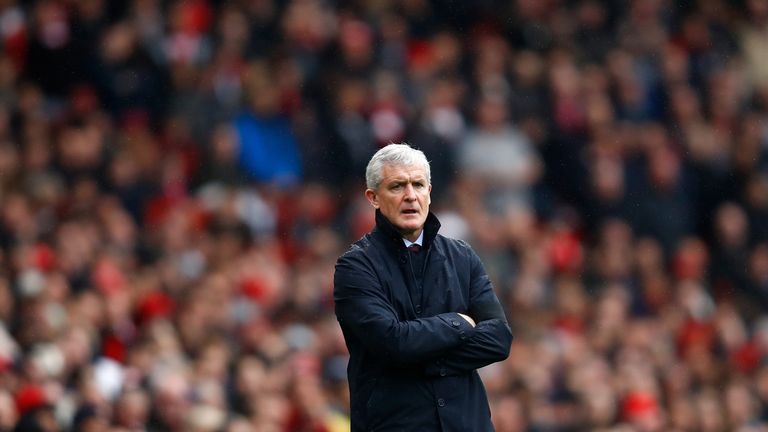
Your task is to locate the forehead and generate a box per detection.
[380,163,428,180]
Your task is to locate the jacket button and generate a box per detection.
[437,398,445,407]
[439,368,447,377]
[451,320,459,327]
[415,305,422,314]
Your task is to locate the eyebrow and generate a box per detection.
[386,177,426,185]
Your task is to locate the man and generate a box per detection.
[334,143,512,431]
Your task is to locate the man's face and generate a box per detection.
[366,163,431,241]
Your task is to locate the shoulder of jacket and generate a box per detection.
[338,234,377,259]
[434,235,477,260]
[435,234,471,250]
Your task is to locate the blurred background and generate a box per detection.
[0,0,767,431]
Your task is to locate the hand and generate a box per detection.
[458,313,476,328]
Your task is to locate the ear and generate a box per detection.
[428,184,432,205]
[365,189,380,209]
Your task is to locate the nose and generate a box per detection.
[404,183,417,200]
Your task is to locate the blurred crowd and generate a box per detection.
[0,0,767,431]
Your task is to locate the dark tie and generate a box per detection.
[407,244,421,253]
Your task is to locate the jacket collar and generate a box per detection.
[372,209,441,252]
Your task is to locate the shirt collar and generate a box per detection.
[403,231,424,248]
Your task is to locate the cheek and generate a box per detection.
[383,199,399,212]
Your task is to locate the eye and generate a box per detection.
[413,182,425,189]
[390,183,403,191]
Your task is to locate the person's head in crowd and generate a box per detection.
[113,388,150,430]
[749,243,768,287]
[243,61,281,117]
[148,367,192,430]
[474,93,510,131]
[713,202,749,250]
[72,404,110,432]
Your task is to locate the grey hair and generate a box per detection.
[365,143,431,190]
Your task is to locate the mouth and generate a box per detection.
[401,209,419,215]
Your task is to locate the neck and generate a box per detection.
[402,229,423,243]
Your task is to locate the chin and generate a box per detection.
[396,220,423,232]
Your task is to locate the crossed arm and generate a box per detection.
[424,248,512,376]
[333,247,512,374]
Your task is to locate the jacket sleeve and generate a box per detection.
[425,244,512,376]
[334,250,475,364]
